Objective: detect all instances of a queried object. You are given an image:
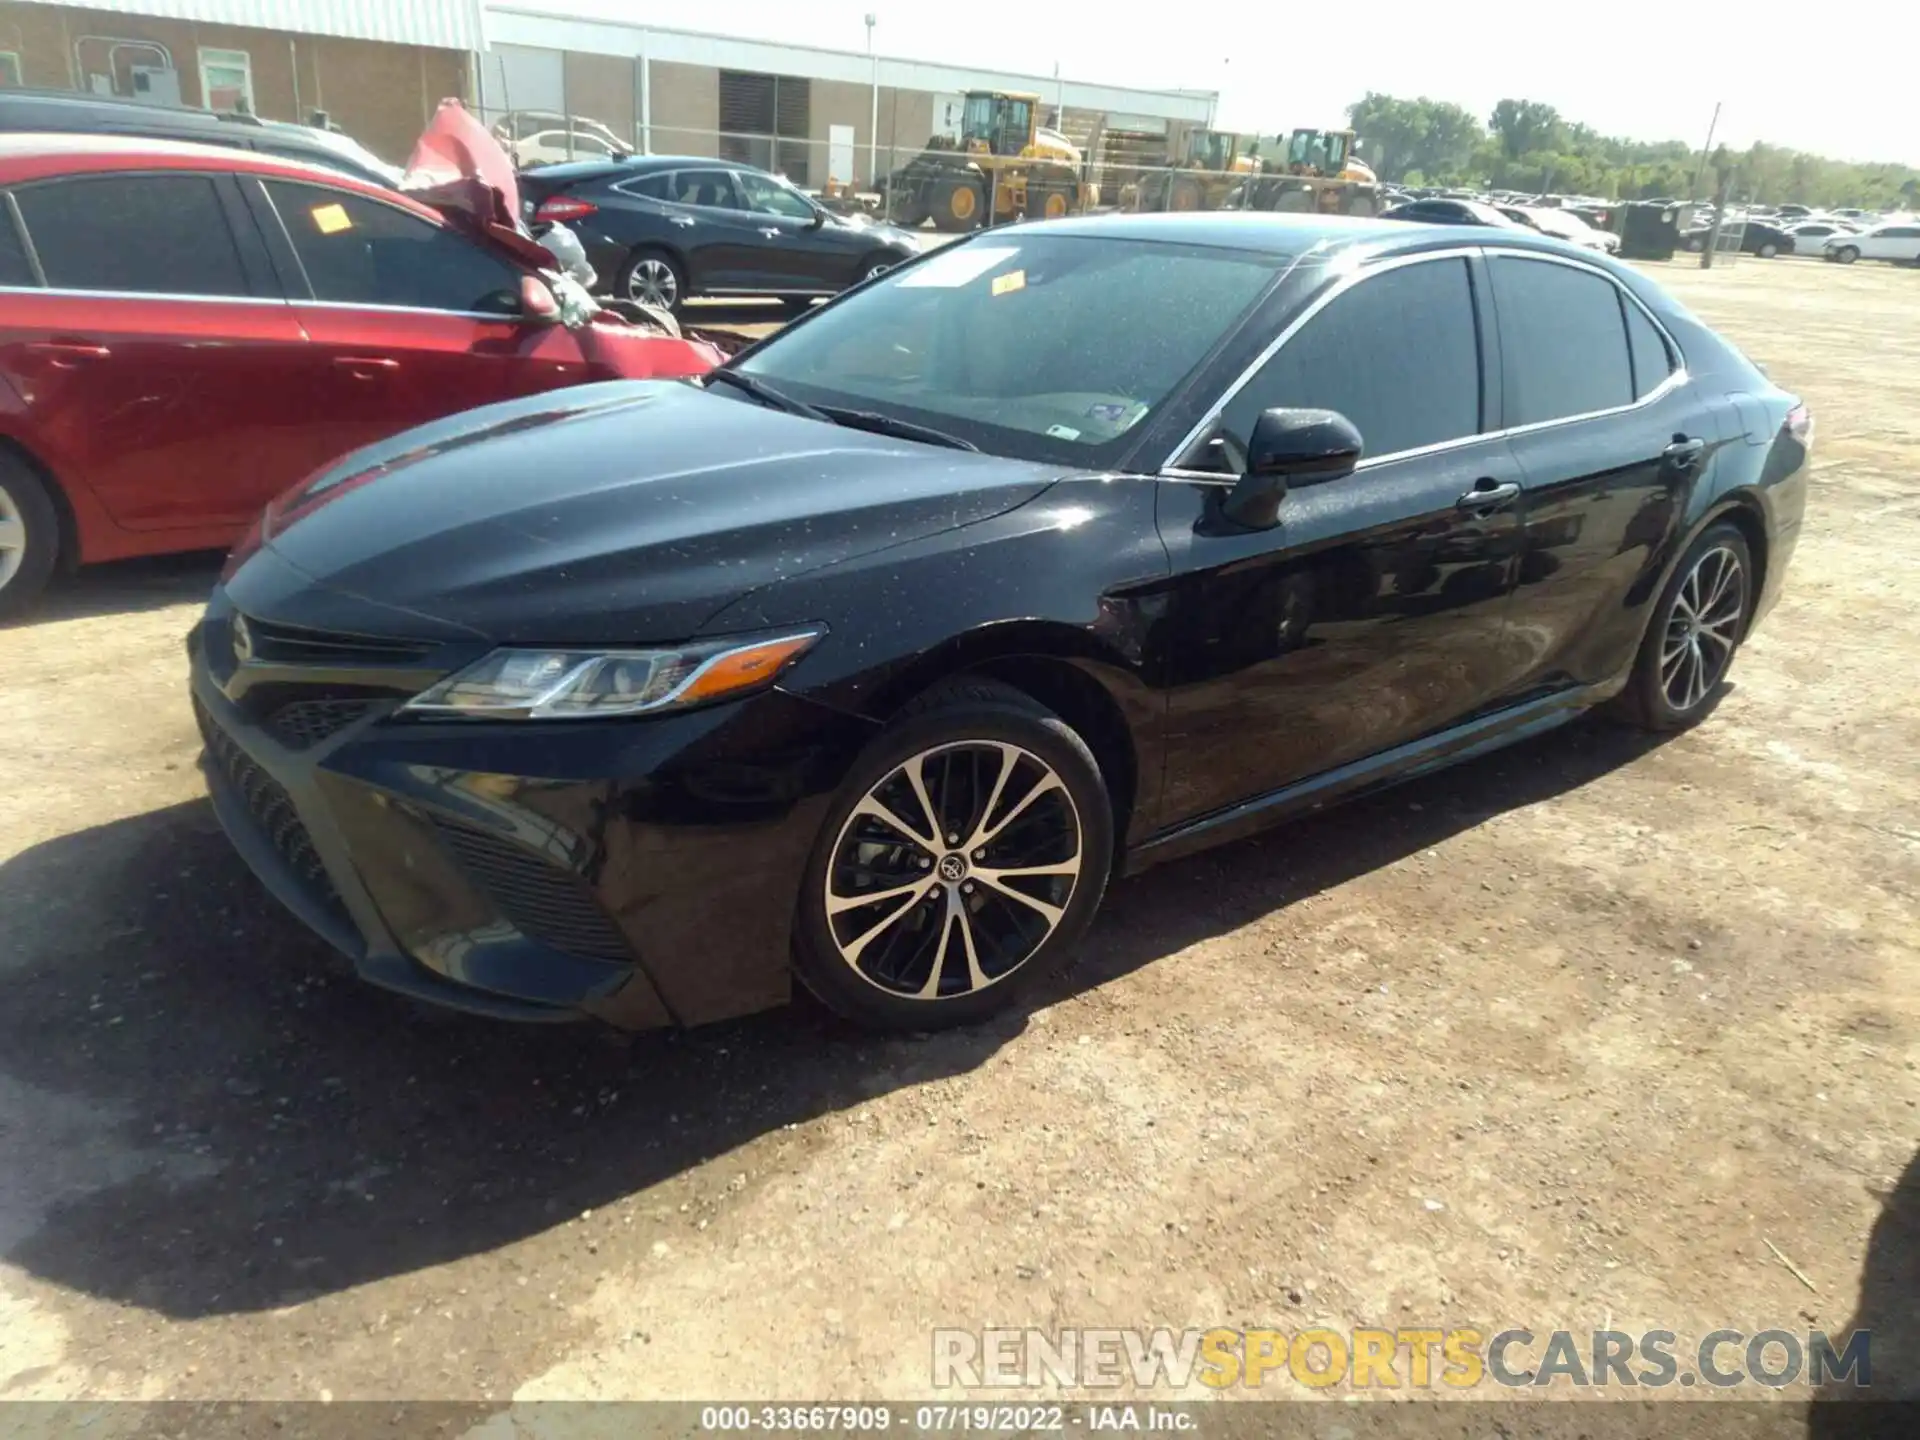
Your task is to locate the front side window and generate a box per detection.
[737,170,815,221]
[1489,256,1633,425]
[263,181,522,315]
[13,174,249,296]
[736,235,1283,466]
[198,46,253,112]
[1213,257,1482,465]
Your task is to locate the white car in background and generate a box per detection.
[1823,222,1920,265]
[1497,204,1621,254]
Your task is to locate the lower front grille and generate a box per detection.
[267,698,376,750]
[431,817,631,962]
[195,697,343,913]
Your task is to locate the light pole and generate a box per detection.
[865,13,878,191]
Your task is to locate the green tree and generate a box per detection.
[1489,99,1564,161]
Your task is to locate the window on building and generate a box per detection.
[0,53,23,88]
[13,175,250,296]
[717,71,811,186]
[198,47,253,113]
[262,180,523,315]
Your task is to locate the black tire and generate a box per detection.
[616,246,687,312]
[1168,176,1204,212]
[1684,235,1705,253]
[1833,245,1859,265]
[856,250,902,285]
[1756,241,1779,259]
[792,678,1114,1031]
[930,177,985,233]
[0,452,60,620]
[1610,521,1753,732]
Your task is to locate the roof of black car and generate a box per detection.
[1005,209,1570,259]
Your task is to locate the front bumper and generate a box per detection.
[188,597,876,1028]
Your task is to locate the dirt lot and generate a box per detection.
[0,258,1915,1417]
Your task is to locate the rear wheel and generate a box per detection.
[1168,176,1203,212]
[1612,522,1753,731]
[1833,244,1860,265]
[1756,241,1779,258]
[792,679,1113,1030]
[617,247,686,312]
[0,452,59,620]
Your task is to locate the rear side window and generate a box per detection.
[13,174,249,296]
[618,173,674,200]
[263,181,522,315]
[1219,257,1482,461]
[1490,257,1633,424]
[1623,298,1674,399]
[0,200,36,286]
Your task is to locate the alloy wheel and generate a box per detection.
[1660,544,1745,712]
[824,741,1083,1000]
[627,257,679,309]
[0,485,25,591]
[864,261,893,281]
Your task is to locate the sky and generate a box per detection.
[533,0,1916,166]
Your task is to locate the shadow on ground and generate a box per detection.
[0,715,1670,1320]
[1808,1146,1920,1434]
[1,551,224,630]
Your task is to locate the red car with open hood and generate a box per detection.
[0,103,721,615]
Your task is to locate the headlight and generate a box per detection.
[402,631,821,720]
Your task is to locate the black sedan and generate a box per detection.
[517,154,928,313]
[1380,198,1527,229]
[190,213,1809,1033]
[1681,219,1793,257]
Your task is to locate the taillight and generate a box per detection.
[1786,402,1812,443]
[534,195,598,223]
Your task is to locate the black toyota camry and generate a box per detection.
[189,212,1810,1032]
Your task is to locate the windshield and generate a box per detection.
[962,94,1032,154]
[1192,132,1232,169]
[734,234,1283,467]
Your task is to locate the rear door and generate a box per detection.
[248,177,595,466]
[0,169,315,532]
[1486,250,1698,694]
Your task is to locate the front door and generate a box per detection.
[732,169,858,293]
[250,178,592,467]
[1154,253,1530,828]
[0,170,316,531]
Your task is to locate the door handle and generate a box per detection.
[669,215,696,227]
[1457,478,1521,511]
[333,356,399,377]
[758,227,782,238]
[1663,435,1706,469]
[25,340,111,364]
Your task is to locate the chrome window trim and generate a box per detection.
[1158,243,1689,477]
[289,299,526,322]
[0,282,273,304]
[3,192,44,287]
[610,169,684,201]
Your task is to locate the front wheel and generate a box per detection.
[1756,241,1779,259]
[792,679,1113,1030]
[1611,522,1753,731]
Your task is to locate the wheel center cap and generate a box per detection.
[937,853,969,883]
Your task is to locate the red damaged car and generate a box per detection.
[0,103,721,614]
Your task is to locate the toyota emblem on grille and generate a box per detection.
[231,614,254,664]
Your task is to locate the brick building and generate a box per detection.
[0,0,483,162]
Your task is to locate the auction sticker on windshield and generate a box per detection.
[899,245,1019,288]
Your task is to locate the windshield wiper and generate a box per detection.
[703,371,976,451]
[813,405,979,452]
[701,368,826,419]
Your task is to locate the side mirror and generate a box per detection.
[807,208,827,229]
[1221,407,1363,530]
[519,274,560,323]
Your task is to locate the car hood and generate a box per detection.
[247,381,1060,646]
[821,209,924,249]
